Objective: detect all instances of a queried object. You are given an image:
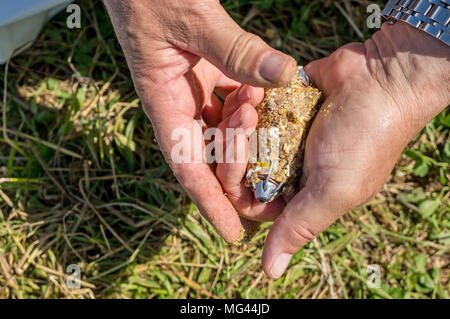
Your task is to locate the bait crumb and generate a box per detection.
[322,103,332,116]
[233,227,245,246]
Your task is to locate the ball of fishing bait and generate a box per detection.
[245,66,322,203]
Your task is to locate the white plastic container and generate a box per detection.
[0,0,72,64]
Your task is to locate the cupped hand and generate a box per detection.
[261,21,450,279]
[104,0,297,243]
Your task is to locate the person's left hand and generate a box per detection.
[215,21,450,280]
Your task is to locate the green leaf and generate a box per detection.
[443,142,450,158]
[418,199,441,218]
[35,110,55,125]
[440,113,450,128]
[401,190,427,203]
[290,248,304,264]
[436,230,450,245]
[75,87,86,109]
[413,254,428,273]
[418,273,435,291]
[184,220,212,249]
[246,287,262,299]
[197,267,212,284]
[439,168,447,185]
[30,99,38,115]
[322,232,357,253]
[285,266,305,285]
[413,160,429,177]
[46,77,59,90]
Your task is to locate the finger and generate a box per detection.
[156,109,245,244]
[173,3,297,87]
[305,42,366,96]
[216,103,258,183]
[223,84,264,119]
[214,73,241,99]
[204,72,243,126]
[140,66,245,244]
[202,93,223,128]
[190,59,228,113]
[304,58,328,93]
[261,174,346,279]
[216,104,285,221]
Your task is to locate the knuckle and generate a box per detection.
[328,43,366,81]
[290,222,317,243]
[224,32,262,75]
[166,1,218,48]
[277,214,317,250]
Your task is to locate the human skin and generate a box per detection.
[104,0,450,278]
[216,21,450,278]
[104,0,297,244]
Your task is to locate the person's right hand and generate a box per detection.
[104,0,297,243]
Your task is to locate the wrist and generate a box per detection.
[365,20,450,131]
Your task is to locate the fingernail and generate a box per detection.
[237,85,250,103]
[229,108,242,128]
[270,253,292,279]
[259,53,290,84]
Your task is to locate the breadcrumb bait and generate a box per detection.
[246,66,322,202]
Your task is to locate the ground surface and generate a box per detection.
[0,0,448,299]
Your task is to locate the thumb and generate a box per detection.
[191,5,297,87]
[304,57,328,94]
[261,178,345,279]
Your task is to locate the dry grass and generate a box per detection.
[0,0,448,299]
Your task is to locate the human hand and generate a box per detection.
[214,84,288,223]
[104,0,297,243]
[261,21,450,279]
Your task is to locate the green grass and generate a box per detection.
[0,0,448,299]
